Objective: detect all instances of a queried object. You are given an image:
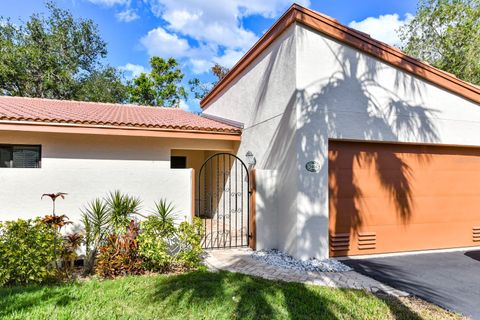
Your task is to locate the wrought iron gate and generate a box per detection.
[197,153,250,249]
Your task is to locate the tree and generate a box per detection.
[211,64,229,80]
[128,57,187,107]
[189,63,230,100]
[75,67,128,103]
[0,1,127,102]
[399,0,480,85]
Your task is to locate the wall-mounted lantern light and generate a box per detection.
[245,151,256,166]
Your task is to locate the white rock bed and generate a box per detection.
[251,249,352,273]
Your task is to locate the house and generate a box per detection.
[200,4,480,259]
[2,4,480,260]
[0,97,241,226]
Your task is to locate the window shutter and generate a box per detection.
[12,146,40,168]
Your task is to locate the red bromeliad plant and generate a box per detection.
[42,215,72,230]
[41,192,68,271]
[41,192,68,217]
[61,232,84,276]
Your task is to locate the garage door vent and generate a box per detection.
[473,227,480,242]
[330,233,350,252]
[358,232,376,250]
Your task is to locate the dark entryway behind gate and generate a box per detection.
[197,153,250,249]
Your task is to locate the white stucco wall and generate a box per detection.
[203,22,480,259]
[0,131,233,231]
[295,24,480,259]
[203,25,298,253]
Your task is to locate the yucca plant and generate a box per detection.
[151,199,176,226]
[81,198,110,275]
[105,190,142,232]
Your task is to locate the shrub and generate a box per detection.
[137,199,177,272]
[95,220,144,278]
[60,233,84,275]
[81,198,110,274]
[174,218,204,269]
[138,214,204,272]
[137,215,174,272]
[42,214,72,270]
[81,194,204,277]
[0,218,56,286]
[81,191,141,275]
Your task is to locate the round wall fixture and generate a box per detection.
[305,161,321,173]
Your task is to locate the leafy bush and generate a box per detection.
[60,233,84,275]
[175,218,204,269]
[137,217,174,272]
[0,218,56,286]
[81,191,141,275]
[95,220,144,278]
[138,214,204,272]
[42,214,72,271]
[137,199,177,272]
[81,193,204,277]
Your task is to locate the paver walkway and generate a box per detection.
[204,248,408,297]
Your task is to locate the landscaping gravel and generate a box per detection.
[251,249,352,273]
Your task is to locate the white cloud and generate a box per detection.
[179,99,191,111]
[119,63,148,78]
[237,0,310,18]
[348,13,413,47]
[141,27,240,75]
[141,0,311,74]
[140,27,191,57]
[189,59,212,74]
[116,9,139,22]
[213,49,244,68]
[155,1,257,51]
[87,0,130,7]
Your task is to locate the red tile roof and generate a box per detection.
[0,96,240,134]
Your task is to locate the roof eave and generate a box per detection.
[200,4,480,108]
[0,121,242,141]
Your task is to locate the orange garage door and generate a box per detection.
[329,141,480,257]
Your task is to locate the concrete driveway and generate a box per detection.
[342,250,480,319]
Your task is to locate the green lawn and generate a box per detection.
[0,271,460,320]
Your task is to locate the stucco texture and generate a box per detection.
[203,23,480,259]
[0,131,233,232]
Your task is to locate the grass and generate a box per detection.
[0,271,463,320]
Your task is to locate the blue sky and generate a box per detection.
[0,0,417,111]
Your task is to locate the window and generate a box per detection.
[0,145,41,168]
[170,156,187,169]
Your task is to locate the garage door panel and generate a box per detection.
[375,223,476,253]
[332,195,480,225]
[329,141,480,257]
[332,222,476,256]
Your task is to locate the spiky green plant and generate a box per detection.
[105,190,142,232]
[151,199,176,225]
[81,198,110,275]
